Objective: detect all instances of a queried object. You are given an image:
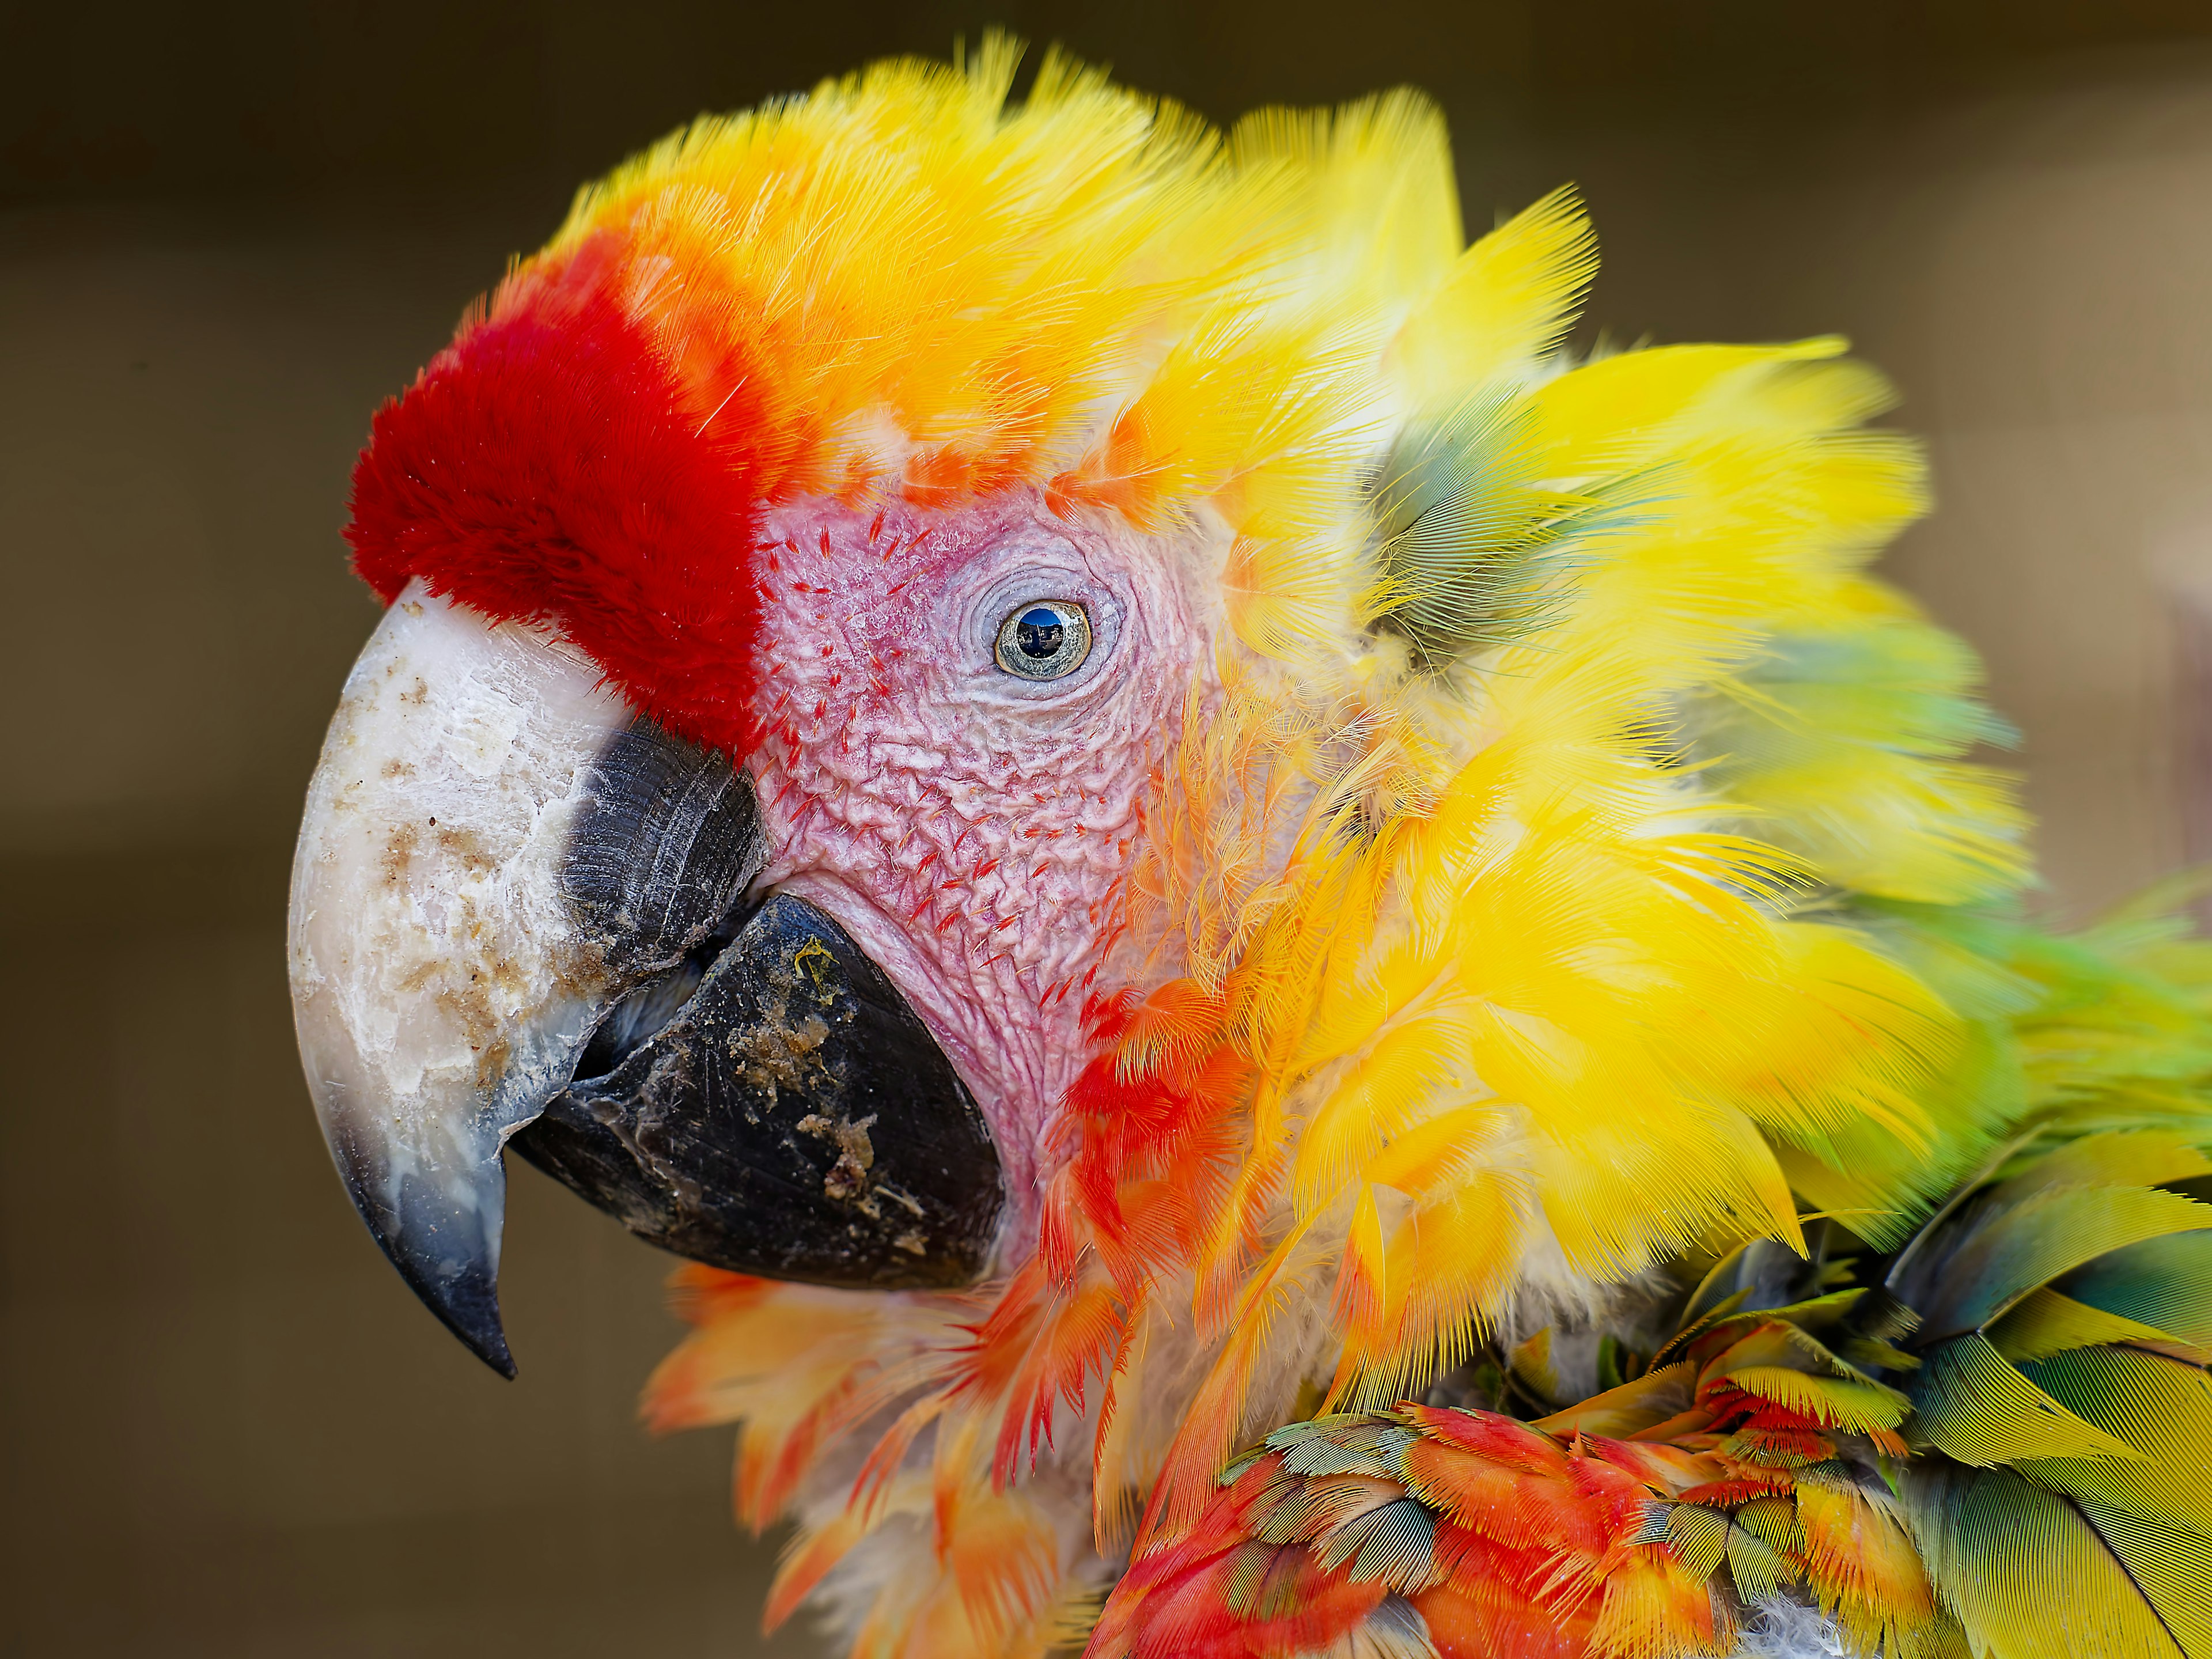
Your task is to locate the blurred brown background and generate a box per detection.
[7,2,2212,1653]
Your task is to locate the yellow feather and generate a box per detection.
[1389,184,1599,411]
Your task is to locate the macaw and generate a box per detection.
[287,39,2212,1659]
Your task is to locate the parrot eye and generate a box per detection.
[994,600,1092,681]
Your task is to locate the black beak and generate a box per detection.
[289,589,1002,1375]
[514,889,1002,1290]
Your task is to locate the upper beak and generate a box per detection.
[289,584,1002,1375]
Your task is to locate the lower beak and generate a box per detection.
[289,584,1002,1375]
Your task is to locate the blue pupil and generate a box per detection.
[1016,607,1066,660]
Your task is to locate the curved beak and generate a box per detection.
[289,585,1002,1375]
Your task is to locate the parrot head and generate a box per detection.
[300,421,1217,1374]
[291,40,2035,1654]
[293,47,1313,1374]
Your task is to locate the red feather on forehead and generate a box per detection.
[346,228,775,757]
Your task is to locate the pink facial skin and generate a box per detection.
[747,490,1211,1249]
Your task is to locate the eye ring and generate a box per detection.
[994,600,1093,681]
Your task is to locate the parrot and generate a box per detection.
[287,37,2212,1659]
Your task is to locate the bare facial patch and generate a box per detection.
[747,493,1217,1216]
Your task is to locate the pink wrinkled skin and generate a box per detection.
[748,491,1213,1243]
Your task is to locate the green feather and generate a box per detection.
[1990,1287,2198,1365]
[2066,1498,2212,1659]
[1659,1502,1732,1579]
[1903,1463,2186,1659]
[2019,1346,2212,1534]
[1367,395,1594,669]
[1324,1497,1437,1588]
[1222,1540,1299,1617]
[1900,1184,2210,1342]
[2061,1233,2212,1350]
[1907,1332,2144,1465]
[1723,1520,1799,1605]
[1682,615,2027,906]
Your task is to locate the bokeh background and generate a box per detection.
[7,2,2212,1652]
